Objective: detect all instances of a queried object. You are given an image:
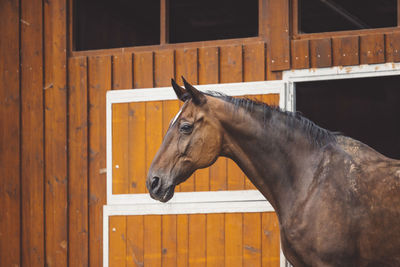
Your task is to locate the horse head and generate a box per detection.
[146,77,223,202]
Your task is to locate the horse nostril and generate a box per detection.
[151,176,160,191]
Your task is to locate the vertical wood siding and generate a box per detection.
[2,0,400,265]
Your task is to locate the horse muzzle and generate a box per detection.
[147,175,176,203]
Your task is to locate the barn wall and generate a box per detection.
[1,0,400,266]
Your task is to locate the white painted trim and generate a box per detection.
[109,189,266,205]
[283,63,400,82]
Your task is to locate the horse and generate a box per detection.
[146,77,400,266]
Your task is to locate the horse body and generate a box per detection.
[146,78,400,266]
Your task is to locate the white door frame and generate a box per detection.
[104,80,288,267]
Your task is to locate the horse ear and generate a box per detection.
[171,78,190,102]
[182,76,206,105]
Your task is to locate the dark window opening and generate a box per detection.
[299,0,397,34]
[296,76,400,159]
[169,0,258,43]
[74,0,160,51]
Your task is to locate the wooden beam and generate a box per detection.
[160,0,169,44]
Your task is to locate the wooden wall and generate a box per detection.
[1,0,400,266]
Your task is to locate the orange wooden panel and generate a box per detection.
[144,215,162,267]
[44,0,68,264]
[225,213,243,267]
[177,214,189,267]
[385,32,400,62]
[1,1,20,266]
[68,56,88,267]
[310,38,332,68]
[264,0,290,71]
[109,216,127,267]
[175,48,198,192]
[291,39,310,69]
[332,36,360,66]
[360,34,385,64]
[244,42,266,82]
[20,0,45,265]
[88,55,111,267]
[243,213,262,266]
[112,54,132,194]
[128,102,146,194]
[189,214,206,266]
[133,52,154,89]
[127,216,144,267]
[262,213,280,267]
[163,215,178,267]
[206,214,225,267]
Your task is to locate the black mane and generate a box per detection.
[206,91,338,147]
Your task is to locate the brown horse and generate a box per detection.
[146,77,400,266]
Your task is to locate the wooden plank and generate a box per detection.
[360,34,385,64]
[243,213,262,267]
[144,99,163,267]
[310,38,332,68]
[20,0,44,265]
[291,39,310,69]
[126,51,154,267]
[0,0,20,266]
[126,215,144,267]
[109,216,127,267]
[44,0,68,265]
[225,213,243,267]
[88,55,111,267]
[160,0,169,44]
[206,213,225,267]
[188,214,206,267]
[265,0,290,70]
[244,42,266,82]
[68,56,89,267]
[175,48,198,192]
[144,215,162,267]
[332,36,360,66]
[385,32,400,62]
[177,214,189,267]
[155,50,178,267]
[262,213,280,267]
[112,53,132,194]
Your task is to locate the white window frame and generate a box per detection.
[104,80,289,267]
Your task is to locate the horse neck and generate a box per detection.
[215,103,326,217]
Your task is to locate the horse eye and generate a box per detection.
[180,123,193,134]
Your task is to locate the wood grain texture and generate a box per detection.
[206,213,225,267]
[68,56,89,267]
[88,55,111,267]
[243,213,262,266]
[188,214,206,267]
[360,34,385,64]
[265,0,290,70]
[385,32,400,62]
[244,42,266,82]
[291,39,310,69]
[310,38,332,68]
[225,213,243,267]
[177,214,189,267]
[0,0,21,266]
[109,216,127,267]
[44,0,68,265]
[332,36,360,66]
[20,0,45,265]
[112,53,133,194]
[262,213,280,267]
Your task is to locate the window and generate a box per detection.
[73,0,259,51]
[74,0,160,51]
[298,0,397,34]
[169,0,258,43]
